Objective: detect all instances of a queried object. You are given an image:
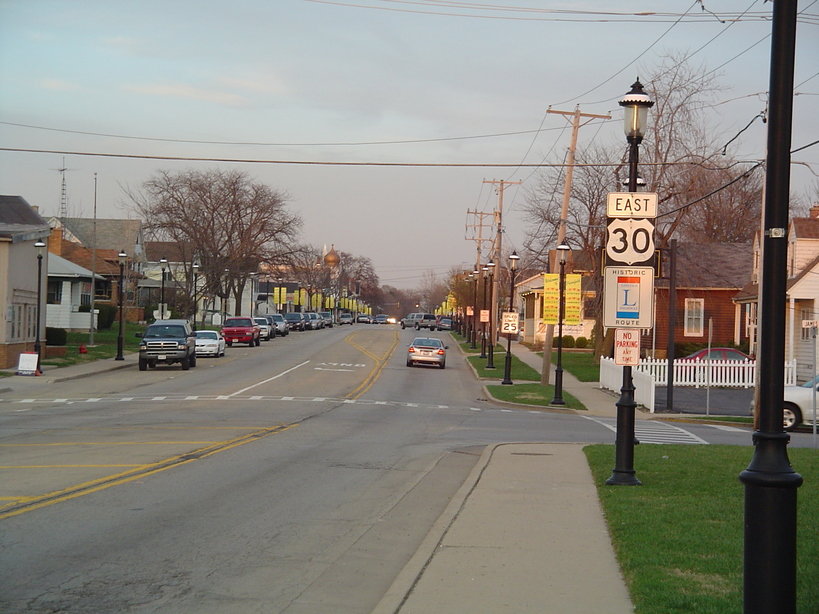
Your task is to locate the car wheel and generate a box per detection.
[430,326,436,331]
[440,361,446,369]
[139,358,147,371]
[415,323,420,330]
[149,360,157,369]
[256,336,261,346]
[783,402,802,431]
[181,356,190,370]
[406,359,413,367]
[190,354,197,368]
[226,341,233,347]
[401,322,406,329]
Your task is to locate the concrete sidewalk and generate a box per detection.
[374,443,634,614]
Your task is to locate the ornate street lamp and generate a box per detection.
[471,269,479,349]
[486,260,496,369]
[223,268,230,322]
[479,264,489,358]
[159,257,168,321]
[551,245,570,404]
[191,263,200,330]
[501,251,520,385]
[115,250,127,360]
[34,240,46,372]
[249,272,257,315]
[606,79,653,487]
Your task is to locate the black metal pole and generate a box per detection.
[192,271,198,331]
[34,250,43,373]
[551,257,567,404]
[471,277,478,349]
[160,268,165,321]
[607,135,642,486]
[502,266,517,385]
[115,259,125,360]
[739,2,802,612]
[487,271,496,368]
[666,240,677,411]
[480,273,487,358]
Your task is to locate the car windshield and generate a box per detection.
[272,314,284,321]
[225,318,252,326]
[254,318,267,325]
[422,315,435,320]
[195,331,218,339]
[800,376,819,389]
[412,338,443,348]
[145,325,186,338]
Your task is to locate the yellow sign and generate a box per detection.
[543,273,582,325]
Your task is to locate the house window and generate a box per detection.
[801,308,812,341]
[47,280,62,304]
[684,298,704,337]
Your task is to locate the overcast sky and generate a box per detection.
[1,1,817,288]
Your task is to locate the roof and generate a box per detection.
[791,217,819,240]
[59,241,123,276]
[656,243,752,289]
[55,217,144,253]
[144,240,194,263]
[0,195,50,241]
[47,252,105,280]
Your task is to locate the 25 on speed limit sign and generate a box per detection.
[501,312,519,334]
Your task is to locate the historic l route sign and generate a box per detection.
[603,266,654,329]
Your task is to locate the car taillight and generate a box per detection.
[437,349,445,355]
[408,347,416,353]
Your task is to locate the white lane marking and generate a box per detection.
[582,415,709,445]
[229,360,310,397]
[709,424,745,432]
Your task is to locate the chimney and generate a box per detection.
[810,204,819,219]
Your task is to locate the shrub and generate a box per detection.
[561,335,576,348]
[46,327,67,346]
[575,336,589,348]
[96,304,117,330]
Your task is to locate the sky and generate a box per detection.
[1,1,817,289]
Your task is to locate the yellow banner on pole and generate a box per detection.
[543,273,582,325]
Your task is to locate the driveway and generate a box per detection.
[654,386,754,416]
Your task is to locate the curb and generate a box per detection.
[372,443,500,614]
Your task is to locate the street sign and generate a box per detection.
[603,266,654,329]
[605,218,655,265]
[614,329,641,366]
[606,192,658,218]
[480,309,490,323]
[501,312,519,334]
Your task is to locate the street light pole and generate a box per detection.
[34,240,45,373]
[192,263,199,331]
[607,78,653,487]
[486,261,496,368]
[551,245,570,404]
[115,250,126,360]
[159,257,168,321]
[480,264,489,358]
[502,251,520,385]
[471,269,479,349]
[249,272,257,315]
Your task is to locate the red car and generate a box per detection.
[681,347,752,361]
[221,316,261,347]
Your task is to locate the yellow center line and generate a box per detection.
[345,330,400,399]
[0,464,144,469]
[0,441,221,447]
[0,423,296,520]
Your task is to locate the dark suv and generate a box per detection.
[138,319,197,371]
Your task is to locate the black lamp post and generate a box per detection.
[223,268,230,321]
[551,245,570,405]
[191,263,199,330]
[470,269,479,349]
[34,240,45,372]
[501,251,520,385]
[606,78,653,487]
[739,4,802,613]
[249,272,257,315]
[486,260,496,369]
[115,250,126,360]
[479,264,489,358]
[159,257,168,321]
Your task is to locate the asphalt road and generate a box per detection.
[0,325,763,613]
[654,385,755,416]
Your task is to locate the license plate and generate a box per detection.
[157,354,166,360]
[421,350,431,356]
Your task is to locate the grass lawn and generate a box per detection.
[486,382,584,410]
[39,323,147,368]
[467,350,539,381]
[584,444,818,614]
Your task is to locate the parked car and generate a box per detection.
[357,314,372,323]
[338,313,354,325]
[406,337,447,369]
[374,314,389,324]
[254,317,273,341]
[269,313,289,336]
[305,312,324,329]
[284,312,307,331]
[754,375,819,432]
[319,311,334,328]
[436,317,453,331]
[194,329,226,357]
[137,319,197,371]
[681,348,752,361]
[222,316,261,347]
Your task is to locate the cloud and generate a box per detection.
[40,79,80,91]
[121,83,248,106]
[218,74,290,96]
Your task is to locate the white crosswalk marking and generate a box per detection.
[583,416,708,445]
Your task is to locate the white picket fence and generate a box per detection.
[599,357,798,413]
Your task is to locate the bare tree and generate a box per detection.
[126,169,301,315]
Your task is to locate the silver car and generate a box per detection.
[781,376,819,431]
[254,317,273,341]
[194,330,226,357]
[406,337,448,369]
[269,313,288,336]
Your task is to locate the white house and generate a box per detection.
[45,253,104,331]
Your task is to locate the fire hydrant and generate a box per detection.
[79,344,87,354]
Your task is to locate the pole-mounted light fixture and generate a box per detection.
[501,251,521,385]
[115,250,127,360]
[619,78,654,142]
[551,245,571,405]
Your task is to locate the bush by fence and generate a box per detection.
[46,327,67,346]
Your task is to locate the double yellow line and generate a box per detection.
[345,329,400,399]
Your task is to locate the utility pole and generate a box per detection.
[482,179,521,354]
[541,106,611,386]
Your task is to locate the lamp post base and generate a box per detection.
[550,367,566,405]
